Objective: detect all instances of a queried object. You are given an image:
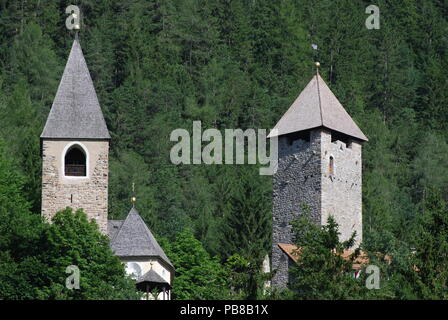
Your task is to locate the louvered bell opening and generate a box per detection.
[65,146,86,177]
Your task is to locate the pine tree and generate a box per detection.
[410,187,448,299]
[163,229,229,300]
[219,166,271,299]
[289,212,365,299]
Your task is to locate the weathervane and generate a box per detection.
[311,43,320,74]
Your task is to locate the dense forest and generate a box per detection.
[0,0,447,299]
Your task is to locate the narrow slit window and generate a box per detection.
[65,146,86,176]
[329,156,334,175]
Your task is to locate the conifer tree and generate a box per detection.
[410,187,448,299]
[288,211,365,300]
[219,166,271,299]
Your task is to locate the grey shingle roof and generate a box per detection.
[268,73,368,141]
[108,220,123,242]
[41,39,110,139]
[136,269,169,285]
[108,206,173,269]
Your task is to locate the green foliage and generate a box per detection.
[220,166,271,260]
[0,138,44,299]
[108,150,156,224]
[412,133,448,201]
[225,253,271,300]
[0,0,448,300]
[0,141,139,299]
[163,229,229,300]
[289,194,448,300]
[410,188,448,299]
[38,208,141,300]
[288,210,366,299]
[218,166,271,299]
[0,138,41,254]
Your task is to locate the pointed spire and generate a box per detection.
[268,71,368,141]
[41,39,110,140]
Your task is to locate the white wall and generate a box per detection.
[121,257,172,300]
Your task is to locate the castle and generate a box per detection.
[40,37,174,300]
[270,70,368,288]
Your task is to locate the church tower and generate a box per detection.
[41,38,110,234]
[270,70,368,288]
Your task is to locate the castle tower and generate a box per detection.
[270,71,368,288]
[41,38,110,234]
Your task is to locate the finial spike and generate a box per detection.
[315,61,321,74]
[131,182,136,205]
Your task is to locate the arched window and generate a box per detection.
[65,146,86,176]
[126,262,142,280]
[329,156,334,175]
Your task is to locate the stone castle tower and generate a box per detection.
[41,38,110,234]
[270,71,368,288]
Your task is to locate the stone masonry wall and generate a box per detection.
[41,140,109,234]
[320,130,362,246]
[271,130,322,288]
[271,128,363,289]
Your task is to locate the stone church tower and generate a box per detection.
[270,71,368,288]
[39,34,174,297]
[41,38,110,234]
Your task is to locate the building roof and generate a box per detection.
[268,73,368,141]
[137,269,169,285]
[136,269,171,292]
[41,39,110,140]
[108,220,123,241]
[277,243,370,270]
[108,206,174,269]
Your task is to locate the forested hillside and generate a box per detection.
[0,0,447,299]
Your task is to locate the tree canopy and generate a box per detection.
[1,0,448,299]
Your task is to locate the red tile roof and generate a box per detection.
[278,243,382,270]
